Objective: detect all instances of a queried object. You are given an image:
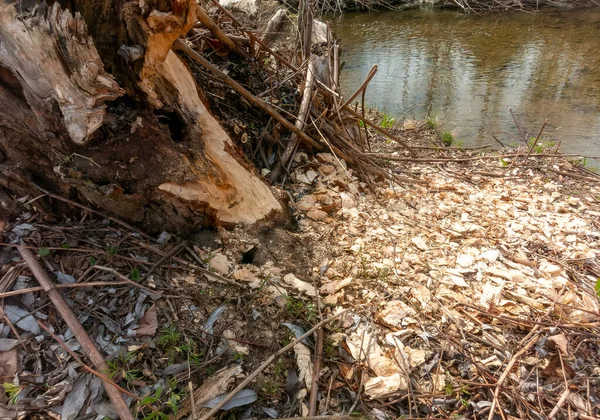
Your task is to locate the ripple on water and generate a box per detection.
[332,8,600,160]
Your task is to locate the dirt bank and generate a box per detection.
[2,118,599,418]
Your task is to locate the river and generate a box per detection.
[332,8,600,160]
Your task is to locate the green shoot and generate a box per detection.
[441,132,454,146]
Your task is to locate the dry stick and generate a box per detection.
[510,108,528,144]
[198,311,346,420]
[196,4,239,53]
[188,381,199,420]
[299,0,313,62]
[18,247,134,420]
[308,328,324,416]
[340,65,378,109]
[367,152,600,163]
[93,265,158,294]
[361,88,371,152]
[333,43,340,92]
[486,326,541,420]
[345,107,414,154]
[174,40,356,166]
[547,168,599,182]
[0,280,133,299]
[492,134,507,148]
[524,118,548,161]
[270,59,316,182]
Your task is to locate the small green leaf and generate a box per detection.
[106,246,119,256]
[38,248,50,257]
[595,278,600,296]
[130,267,141,282]
[89,256,97,266]
[61,243,71,249]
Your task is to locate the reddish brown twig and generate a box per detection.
[308,328,324,416]
[198,311,347,420]
[19,246,134,420]
[37,320,141,402]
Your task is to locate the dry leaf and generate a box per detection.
[293,343,314,391]
[0,339,19,381]
[134,304,157,337]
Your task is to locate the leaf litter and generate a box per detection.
[0,52,599,420]
[1,122,599,420]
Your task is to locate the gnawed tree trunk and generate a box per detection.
[0,0,282,233]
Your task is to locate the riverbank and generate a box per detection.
[2,115,599,418]
[332,7,600,161]
[315,0,600,12]
[0,2,599,418]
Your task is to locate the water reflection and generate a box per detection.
[332,8,600,156]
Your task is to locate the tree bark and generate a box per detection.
[0,0,282,233]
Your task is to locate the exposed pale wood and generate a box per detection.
[0,0,282,230]
[198,311,347,420]
[174,40,322,153]
[0,2,123,144]
[146,49,282,224]
[19,247,134,420]
[270,60,317,182]
[260,9,288,47]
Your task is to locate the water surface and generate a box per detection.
[332,8,600,157]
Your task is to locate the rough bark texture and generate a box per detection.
[0,0,282,233]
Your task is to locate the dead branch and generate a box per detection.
[174,40,324,153]
[19,247,134,420]
[270,59,317,181]
[341,64,378,109]
[195,5,239,54]
[198,310,347,420]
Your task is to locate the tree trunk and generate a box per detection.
[0,0,282,233]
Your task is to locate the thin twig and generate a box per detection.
[308,328,324,416]
[198,310,346,420]
[487,327,541,420]
[19,247,134,420]
[93,266,158,294]
[0,280,134,299]
[341,65,378,109]
[524,118,548,161]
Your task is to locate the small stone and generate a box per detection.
[307,208,328,220]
